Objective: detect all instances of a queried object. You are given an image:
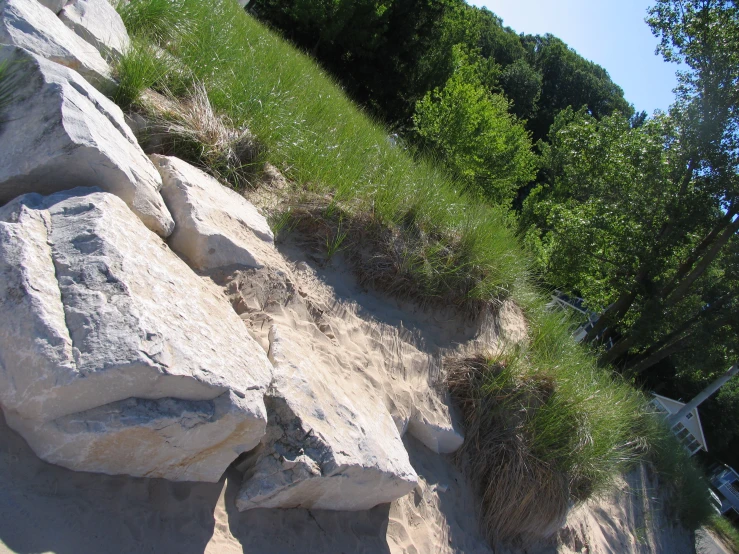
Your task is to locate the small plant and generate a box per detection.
[140,82,264,188]
[325,219,348,260]
[708,515,739,553]
[113,39,170,109]
[642,413,715,530]
[268,209,294,237]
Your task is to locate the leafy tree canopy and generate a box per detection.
[413,46,538,206]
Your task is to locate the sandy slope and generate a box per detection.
[0,228,698,554]
[0,407,491,554]
[556,466,696,554]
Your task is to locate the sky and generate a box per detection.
[468,0,680,115]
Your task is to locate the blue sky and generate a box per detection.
[468,0,679,115]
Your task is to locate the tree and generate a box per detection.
[523,0,739,381]
[499,58,542,120]
[521,34,634,142]
[523,103,738,375]
[413,47,538,206]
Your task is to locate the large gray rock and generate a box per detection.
[236,325,418,511]
[0,0,111,86]
[59,0,130,60]
[0,45,174,237]
[150,155,278,270]
[0,189,273,481]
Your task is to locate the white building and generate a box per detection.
[650,393,708,456]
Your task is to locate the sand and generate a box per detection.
[556,466,696,554]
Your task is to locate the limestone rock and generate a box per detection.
[236,325,418,511]
[0,45,174,237]
[59,0,130,60]
[408,392,464,454]
[0,0,111,86]
[0,190,273,480]
[150,155,277,270]
[6,392,259,481]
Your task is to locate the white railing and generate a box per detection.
[719,482,739,509]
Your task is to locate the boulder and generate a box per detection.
[0,189,273,481]
[0,0,111,87]
[236,325,418,511]
[150,155,277,270]
[7,392,260,481]
[0,45,174,237]
[59,0,130,60]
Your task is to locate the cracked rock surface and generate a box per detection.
[236,324,418,511]
[0,45,174,237]
[0,189,272,481]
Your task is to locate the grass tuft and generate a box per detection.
[445,303,653,543]
[708,516,739,553]
[117,0,192,45]
[136,83,264,188]
[113,39,171,109]
[0,57,23,128]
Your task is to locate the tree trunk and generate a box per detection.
[661,205,738,299]
[629,338,688,375]
[584,288,638,344]
[664,216,739,308]
[600,333,638,366]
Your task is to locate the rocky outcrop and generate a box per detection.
[0,189,273,481]
[0,0,111,87]
[150,155,277,270]
[59,0,130,60]
[0,45,174,237]
[236,325,418,511]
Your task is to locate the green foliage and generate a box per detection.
[520,0,739,468]
[117,0,192,44]
[413,47,538,206]
[642,414,714,530]
[250,0,457,122]
[708,515,739,553]
[499,58,542,120]
[524,108,678,310]
[521,34,634,142]
[113,39,171,109]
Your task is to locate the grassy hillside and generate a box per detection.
[112,0,714,542]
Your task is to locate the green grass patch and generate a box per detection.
[446,303,653,544]
[113,0,715,542]
[0,56,24,127]
[708,516,739,553]
[113,38,171,109]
